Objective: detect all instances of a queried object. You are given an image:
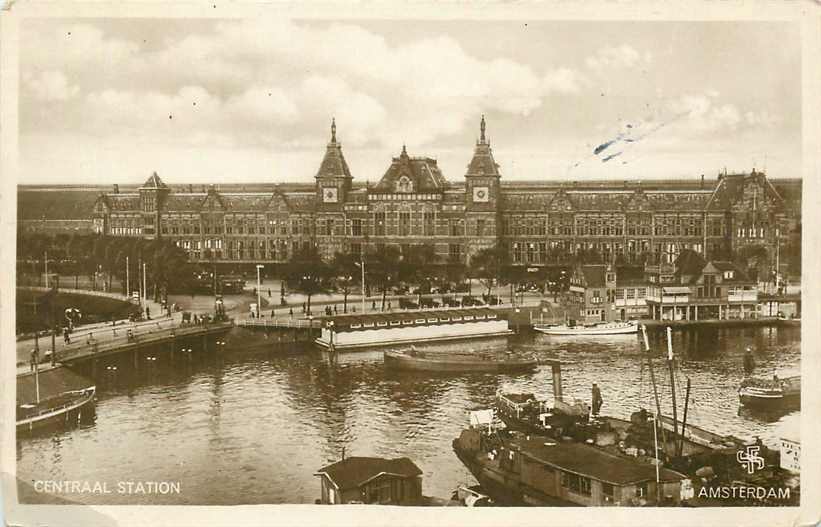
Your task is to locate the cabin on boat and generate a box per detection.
[315,456,423,505]
[315,307,510,349]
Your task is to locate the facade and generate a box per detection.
[566,264,649,323]
[90,117,799,274]
[645,251,759,321]
[314,456,423,505]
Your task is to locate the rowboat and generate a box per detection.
[534,320,638,336]
[383,349,537,373]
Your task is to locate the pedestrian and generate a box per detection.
[271,309,276,318]
[334,305,338,315]
[302,302,306,313]
[387,301,392,311]
[372,300,376,311]
[743,347,756,376]
[591,382,603,416]
[63,327,71,344]
[30,349,37,372]
[289,307,294,318]
[146,306,151,320]
[268,288,271,297]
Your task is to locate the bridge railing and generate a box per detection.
[236,318,321,329]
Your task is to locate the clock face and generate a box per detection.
[323,187,338,203]
[473,186,490,203]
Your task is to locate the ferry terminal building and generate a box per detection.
[89,117,800,277]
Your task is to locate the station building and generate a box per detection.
[87,117,800,274]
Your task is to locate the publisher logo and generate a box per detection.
[737,445,765,475]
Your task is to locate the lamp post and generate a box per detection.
[355,259,366,313]
[256,264,264,318]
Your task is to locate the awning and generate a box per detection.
[662,286,691,294]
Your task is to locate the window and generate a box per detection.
[399,212,411,236]
[423,212,435,236]
[352,218,363,236]
[448,243,463,262]
[561,472,592,496]
[476,219,486,237]
[602,482,614,503]
[635,483,648,498]
[375,212,386,236]
[449,219,464,236]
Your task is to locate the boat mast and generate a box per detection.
[678,378,692,458]
[666,327,679,454]
[641,325,667,455]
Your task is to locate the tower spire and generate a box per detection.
[331,117,337,143]
[480,115,486,144]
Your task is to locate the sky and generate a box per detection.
[19,18,802,185]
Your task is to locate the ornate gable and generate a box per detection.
[625,189,652,212]
[374,145,447,193]
[201,186,227,211]
[266,187,290,213]
[548,190,575,212]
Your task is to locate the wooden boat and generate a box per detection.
[739,375,801,409]
[17,367,96,432]
[384,349,537,373]
[534,320,637,336]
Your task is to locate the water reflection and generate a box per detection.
[17,325,800,504]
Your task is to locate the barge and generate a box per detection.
[315,308,512,350]
[384,348,537,373]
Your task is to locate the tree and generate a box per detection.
[331,251,360,313]
[367,245,401,310]
[470,244,509,296]
[286,245,327,315]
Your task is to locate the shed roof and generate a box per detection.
[315,456,422,491]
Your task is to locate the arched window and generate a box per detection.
[396,176,412,193]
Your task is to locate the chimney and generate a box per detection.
[113,184,119,194]
[700,174,705,189]
[202,185,207,193]
[188,184,194,193]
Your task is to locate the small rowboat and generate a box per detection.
[384,349,537,373]
[534,320,638,336]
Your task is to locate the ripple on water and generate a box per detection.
[16,326,801,504]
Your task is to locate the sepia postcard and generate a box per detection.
[1,2,819,526]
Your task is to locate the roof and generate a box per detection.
[514,436,686,485]
[662,286,692,294]
[466,117,501,178]
[615,266,645,287]
[315,457,422,491]
[140,172,168,189]
[577,265,607,288]
[326,307,499,328]
[17,367,95,406]
[674,250,707,282]
[706,261,751,282]
[316,119,352,180]
[374,146,448,193]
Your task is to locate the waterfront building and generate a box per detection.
[645,251,758,321]
[62,117,797,274]
[566,264,651,323]
[314,456,423,505]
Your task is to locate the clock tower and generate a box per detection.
[315,118,353,210]
[464,115,502,261]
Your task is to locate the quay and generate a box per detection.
[639,317,799,329]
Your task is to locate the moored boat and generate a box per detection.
[534,320,638,336]
[316,308,512,350]
[17,366,96,432]
[384,349,537,373]
[739,375,800,409]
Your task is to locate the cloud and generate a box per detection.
[21,19,585,150]
[669,94,743,133]
[585,44,652,73]
[24,70,79,102]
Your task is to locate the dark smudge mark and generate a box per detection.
[593,140,615,155]
[602,152,623,163]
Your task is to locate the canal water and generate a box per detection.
[16,325,800,505]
